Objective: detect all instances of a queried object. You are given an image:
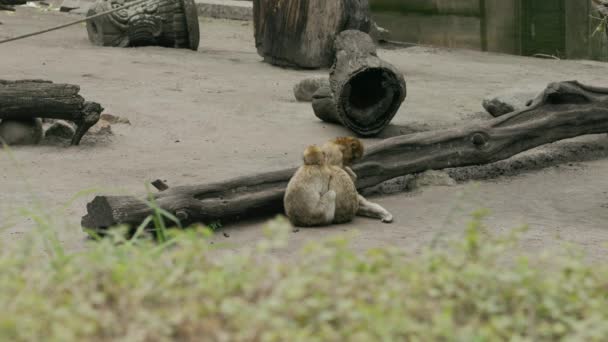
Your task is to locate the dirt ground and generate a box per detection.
[1,8,607,260]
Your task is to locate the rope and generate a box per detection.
[0,0,156,45]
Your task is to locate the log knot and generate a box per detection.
[471,132,489,148]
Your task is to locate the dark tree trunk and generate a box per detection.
[82,81,608,231]
[312,30,407,136]
[252,0,371,69]
[0,0,25,10]
[86,0,200,50]
[0,79,103,145]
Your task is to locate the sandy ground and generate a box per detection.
[1,8,607,260]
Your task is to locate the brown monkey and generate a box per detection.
[323,142,359,224]
[284,145,336,227]
[323,137,394,223]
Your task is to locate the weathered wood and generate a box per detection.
[0,0,25,10]
[252,0,371,69]
[312,30,406,136]
[0,79,103,145]
[82,81,608,230]
[86,0,200,50]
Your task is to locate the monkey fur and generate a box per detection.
[284,138,394,227]
[284,145,337,227]
[324,137,394,224]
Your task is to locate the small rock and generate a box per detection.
[0,118,43,146]
[482,88,541,117]
[44,120,75,140]
[370,21,391,43]
[360,175,412,196]
[100,113,130,125]
[360,170,456,196]
[89,120,113,135]
[293,77,329,102]
[408,170,457,190]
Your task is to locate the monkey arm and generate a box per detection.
[344,166,357,182]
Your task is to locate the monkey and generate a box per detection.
[322,142,359,224]
[283,145,337,227]
[322,137,394,224]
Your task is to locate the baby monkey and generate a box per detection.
[284,145,337,226]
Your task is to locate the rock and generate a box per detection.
[89,120,113,135]
[360,170,456,196]
[100,113,130,125]
[370,21,390,43]
[60,0,95,13]
[482,88,541,117]
[0,118,43,146]
[360,175,412,196]
[44,120,75,140]
[408,170,456,190]
[293,77,329,102]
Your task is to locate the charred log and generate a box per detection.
[0,79,103,145]
[312,30,406,136]
[252,0,371,69]
[82,81,608,230]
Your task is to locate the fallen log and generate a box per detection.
[82,81,608,230]
[0,0,25,10]
[312,30,407,136]
[252,0,370,69]
[0,79,103,145]
[86,0,200,50]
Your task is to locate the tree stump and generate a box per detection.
[86,0,200,50]
[0,0,26,11]
[82,81,608,230]
[0,80,103,146]
[312,30,406,136]
[252,0,371,69]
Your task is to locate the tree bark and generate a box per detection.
[82,81,608,230]
[0,0,25,10]
[312,30,407,136]
[252,0,371,69]
[0,79,103,145]
[86,0,200,50]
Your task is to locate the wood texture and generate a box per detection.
[0,0,26,10]
[82,81,608,230]
[0,79,103,145]
[86,0,200,50]
[312,30,406,136]
[252,0,371,68]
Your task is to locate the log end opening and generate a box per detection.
[338,67,406,136]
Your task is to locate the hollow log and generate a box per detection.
[86,0,200,50]
[0,0,25,10]
[312,30,407,136]
[252,0,371,69]
[82,81,608,230]
[0,79,103,145]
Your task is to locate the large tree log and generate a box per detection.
[252,0,371,69]
[312,30,406,136]
[82,81,608,230]
[86,0,200,50]
[0,79,103,145]
[0,0,25,10]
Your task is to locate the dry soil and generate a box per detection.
[1,8,607,260]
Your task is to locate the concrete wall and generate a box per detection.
[371,0,607,61]
[370,0,480,16]
[372,12,482,49]
[483,0,519,54]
